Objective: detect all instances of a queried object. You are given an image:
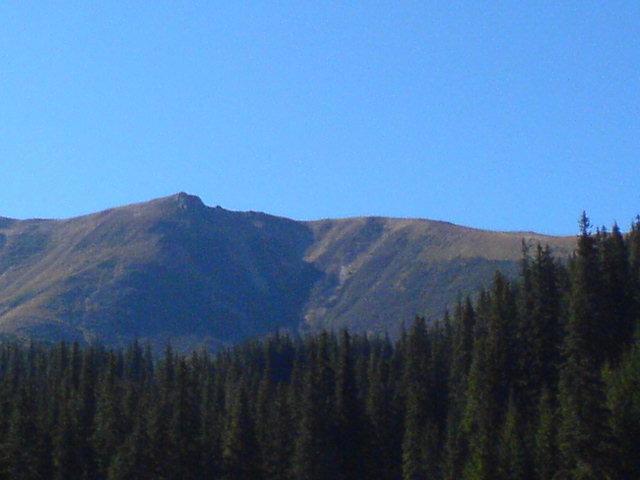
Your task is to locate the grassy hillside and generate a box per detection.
[0,193,575,348]
[303,216,574,335]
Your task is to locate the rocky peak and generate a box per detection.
[173,192,205,211]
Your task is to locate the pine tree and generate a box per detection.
[628,217,640,331]
[463,273,518,480]
[222,386,260,480]
[334,330,364,480]
[443,298,475,480]
[365,340,399,480]
[517,244,562,418]
[93,354,126,477]
[168,359,201,480]
[199,374,223,479]
[461,335,492,480]
[497,394,528,480]
[77,347,98,479]
[401,317,440,480]
[0,387,43,480]
[257,382,294,480]
[557,213,617,479]
[606,336,640,478]
[599,222,633,363]
[534,388,558,480]
[53,398,81,480]
[107,416,154,480]
[292,333,339,480]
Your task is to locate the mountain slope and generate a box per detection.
[303,216,573,334]
[0,193,574,348]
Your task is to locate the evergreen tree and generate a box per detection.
[168,359,201,480]
[93,354,126,477]
[222,386,260,480]
[1,387,44,480]
[628,217,640,330]
[517,244,562,417]
[365,340,400,480]
[443,298,475,480]
[534,388,558,480]
[292,333,339,480]
[557,213,617,479]
[599,223,633,363]
[497,394,528,480]
[334,330,364,480]
[53,399,81,480]
[107,416,153,480]
[257,382,294,480]
[199,374,223,479]
[401,317,440,480]
[606,336,640,478]
[76,347,98,479]
[461,334,492,480]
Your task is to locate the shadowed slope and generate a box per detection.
[0,194,574,348]
[0,193,320,349]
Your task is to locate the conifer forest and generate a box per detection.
[1,215,639,480]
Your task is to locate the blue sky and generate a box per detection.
[1,2,638,234]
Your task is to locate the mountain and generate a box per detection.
[0,193,574,349]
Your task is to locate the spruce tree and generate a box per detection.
[628,217,640,330]
[497,395,528,480]
[168,359,201,480]
[334,330,364,480]
[557,213,617,479]
[599,222,633,363]
[258,382,294,480]
[401,317,440,480]
[534,388,558,480]
[222,386,260,480]
[77,347,98,479]
[443,298,475,480]
[0,387,43,480]
[107,416,154,480]
[199,374,223,479]
[463,273,517,480]
[606,336,640,478]
[517,244,562,418]
[93,354,126,477]
[53,399,81,480]
[292,333,339,480]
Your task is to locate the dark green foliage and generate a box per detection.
[401,317,431,480]
[292,333,340,480]
[222,387,259,480]
[497,395,528,480]
[443,299,475,480]
[517,244,562,415]
[0,213,635,479]
[534,388,558,480]
[334,331,365,480]
[1,387,44,480]
[599,223,634,364]
[557,215,617,479]
[107,418,153,480]
[606,337,640,478]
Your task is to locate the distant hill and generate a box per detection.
[0,193,575,349]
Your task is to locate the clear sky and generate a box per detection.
[1,2,638,235]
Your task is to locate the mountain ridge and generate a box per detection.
[0,192,576,349]
[3,191,569,237]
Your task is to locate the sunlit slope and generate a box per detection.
[0,193,574,348]
[303,217,574,334]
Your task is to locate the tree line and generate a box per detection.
[0,214,638,479]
